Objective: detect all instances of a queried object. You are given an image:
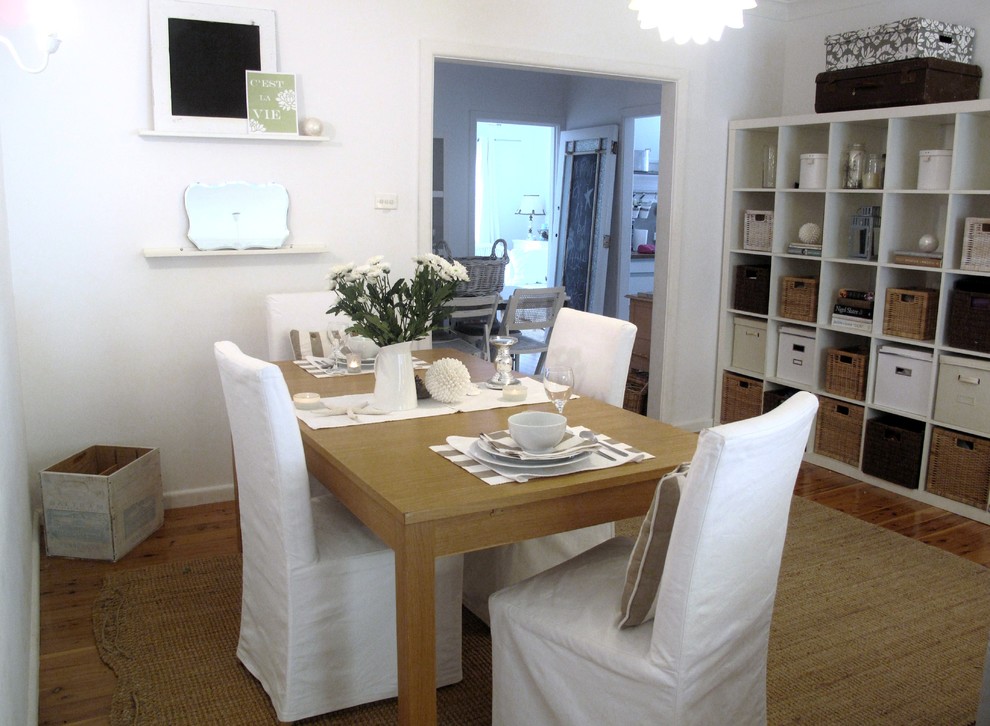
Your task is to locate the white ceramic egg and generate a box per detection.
[300,117,323,136]
[918,233,939,253]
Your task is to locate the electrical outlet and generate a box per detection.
[375,193,398,210]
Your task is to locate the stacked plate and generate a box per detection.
[470,430,597,473]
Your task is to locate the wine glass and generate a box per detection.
[543,365,574,415]
[326,323,351,371]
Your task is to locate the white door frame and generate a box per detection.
[419,41,688,423]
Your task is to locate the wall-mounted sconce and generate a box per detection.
[0,31,60,73]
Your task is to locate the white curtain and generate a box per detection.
[474,134,501,254]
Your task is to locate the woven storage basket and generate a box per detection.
[882,287,938,340]
[862,415,925,489]
[926,427,990,509]
[743,210,773,251]
[721,371,763,424]
[814,396,864,467]
[623,370,649,415]
[762,386,800,414]
[824,346,869,400]
[780,276,819,322]
[732,265,771,314]
[435,239,509,296]
[961,218,990,272]
[947,279,990,353]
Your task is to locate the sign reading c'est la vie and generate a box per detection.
[245,71,298,135]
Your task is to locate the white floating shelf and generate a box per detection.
[142,245,327,258]
[138,129,328,142]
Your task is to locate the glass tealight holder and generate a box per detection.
[345,352,362,374]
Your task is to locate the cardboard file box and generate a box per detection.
[874,346,933,417]
[41,446,163,561]
[934,355,990,432]
[776,326,816,386]
[732,318,767,374]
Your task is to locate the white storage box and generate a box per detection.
[799,154,828,190]
[732,318,767,374]
[825,18,976,71]
[41,446,164,561]
[917,150,952,190]
[776,326,817,386]
[934,355,990,432]
[874,345,933,416]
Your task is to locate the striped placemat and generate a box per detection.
[294,356,430,378]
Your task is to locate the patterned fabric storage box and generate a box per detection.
[874,345,933,417]
[824,346,869,401]
[720,371,763,424]
[934,355,990,432]
[825,18,976,71]
[862,414,926,489]
[882,287,939,340]
[780,276,819,322]
[926,427,990,509]
[815,59,981,113]
[946,278,990,353]
[961,218,990,272]
[776,326,817,387]
[743,211,773,252]
[732,264,770,315]
[731,318,767,374]
[814,396,865,467]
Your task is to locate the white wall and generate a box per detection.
[1,0,788,510]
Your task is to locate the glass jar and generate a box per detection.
[761,145,777,188]
[844,143,865,189]
[863,153,881,189]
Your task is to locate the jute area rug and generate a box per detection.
[93,496,990,725]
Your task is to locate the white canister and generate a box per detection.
[917,150,952,190]
[799,154,828,190]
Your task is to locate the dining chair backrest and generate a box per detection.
[447,294,500,359]
[544,308,637,407]
[214,341,317,569]
[500,287,566,338]
[265,291,344,361]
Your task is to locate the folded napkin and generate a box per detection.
[479,429,599,461]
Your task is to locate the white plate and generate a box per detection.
[469,441,592,471]
[477,435,594,462]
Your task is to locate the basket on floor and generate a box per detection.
[623,370,649,415]
[436,239,509,296]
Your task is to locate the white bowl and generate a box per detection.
[508,411,567,453]
[347,336,380,359]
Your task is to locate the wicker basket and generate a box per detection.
[732,265,771,314]
[947,279,990,353]
[762,386,800,414]
[824,346,869,400]
[926,427,990,509]
[882,287,939,340]
[814,396,864,467]
[862,415,925,489]
[721,371,763,424]
[743,210,773,251]
[961,217,990,272]
[623,370,649,415]
[780,276,819,322]
[435,239,509,296]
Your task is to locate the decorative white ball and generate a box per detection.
[798,222,823,246]
[918,233,939,253]
[424,358,472,403]
[300,117,323,136]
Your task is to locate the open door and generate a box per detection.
[551,125,618,314]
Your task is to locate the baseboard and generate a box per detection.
[30,508,40,726]
[164,483,235,510]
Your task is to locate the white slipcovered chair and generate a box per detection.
[462,308,638,624]
[490,391,818,726]
[264,291,345,361]
[213,341,463,723]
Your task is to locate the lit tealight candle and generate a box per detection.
[501,379,527,402]
[346,352,363,374]
[293,392,323,409]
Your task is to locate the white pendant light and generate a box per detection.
[629,0,757,45]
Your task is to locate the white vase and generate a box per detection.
[373,341,418,412]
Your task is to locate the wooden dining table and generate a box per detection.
[278,349,697,725]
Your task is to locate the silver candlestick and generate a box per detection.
[487,336,518,389]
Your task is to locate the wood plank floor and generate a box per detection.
[38,463,990,725]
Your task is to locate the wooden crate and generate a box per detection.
[824,346,869,401]
[721,371,763,424]
[780,276,819,322]
[926,427,990,509]
[814,396,864,467]
[882,287,939,340]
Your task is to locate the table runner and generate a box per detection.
[295,375,552,429]
[432,426,653,484]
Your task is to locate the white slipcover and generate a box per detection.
[463,308,638,623]
[264,291,343,361]
[214,341,463,723]
[490,391,819,726]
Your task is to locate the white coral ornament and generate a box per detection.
[424,358,472,403]
[798,222,822,246]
